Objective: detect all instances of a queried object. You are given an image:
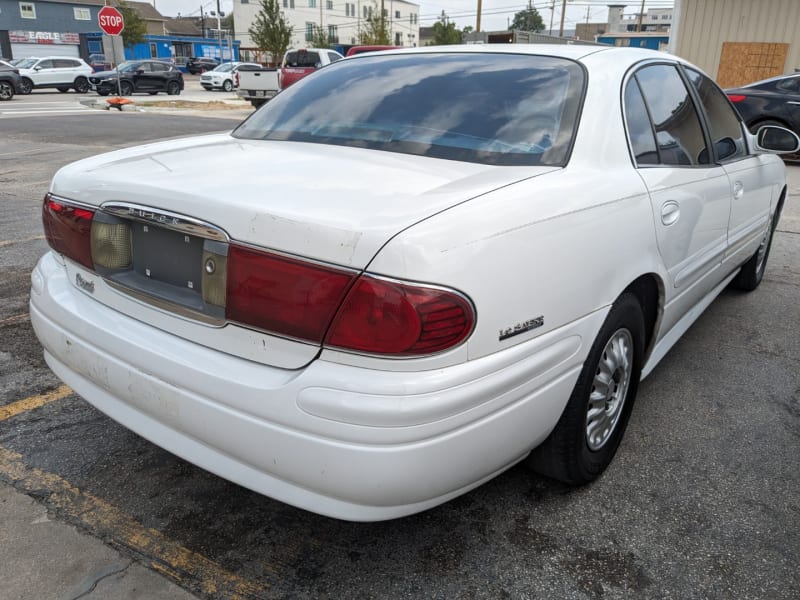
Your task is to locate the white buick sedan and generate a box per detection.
[31,46,798,521]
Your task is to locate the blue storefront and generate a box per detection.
[597,34,669,51]
[86,33,240,70]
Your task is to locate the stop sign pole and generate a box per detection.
[97,6,125,96]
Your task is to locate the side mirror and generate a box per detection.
[136,69,144,75]
[34,66,42,71]
[755,125,800,154]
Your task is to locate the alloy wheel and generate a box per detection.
[586,328,634,451]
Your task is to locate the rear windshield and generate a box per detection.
[234,53,585,166]
[284,51,320,68]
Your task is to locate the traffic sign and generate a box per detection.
[98,6,125,36]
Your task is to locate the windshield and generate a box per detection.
[16,58,38,69]
[212,63,234,73]
[117,62,145,73]
[234,53,585,166]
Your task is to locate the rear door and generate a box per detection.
[683,67,775,271]
[624,63,732,334]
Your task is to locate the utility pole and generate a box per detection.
[558,0,567,37]
[549,0,555,35]
[476,0,482,32]
[637,0,646,32]
[215,0,222,61]
[200,5,205,37]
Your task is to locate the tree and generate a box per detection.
[510,7,545,32]
[116,1,147,50]
[312,25,329,48]
[248,0,293,65]
[428,11,462,46]
[359,3,390,45]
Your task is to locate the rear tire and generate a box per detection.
[250,99,265,108]
[731,208,779,291]
[57,87,69,93]
[97,90,110,97]
[19,77,33,95]
[529,292,645,485]
[167,81,181,96]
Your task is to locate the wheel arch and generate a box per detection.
[622,273,664,364]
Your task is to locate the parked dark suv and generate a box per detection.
[89,60,184,96]
[186,57,219,74]
[0,60,21,101]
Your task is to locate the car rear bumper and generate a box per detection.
[30,252,595,520]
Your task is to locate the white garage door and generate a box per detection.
[11,43,80,59]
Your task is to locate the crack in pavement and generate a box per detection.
[67,560,133,600]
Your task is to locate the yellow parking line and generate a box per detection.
[0,445,271,598]
[0,314,31,326]
[0,235,46,248]
[0,385,72,422]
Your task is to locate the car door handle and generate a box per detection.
[733,181,744,200]
[661,201,680,226]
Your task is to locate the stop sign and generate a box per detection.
[98,6,125,36]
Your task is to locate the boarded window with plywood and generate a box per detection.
[717,42,789,88]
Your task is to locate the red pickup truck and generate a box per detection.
[279,48,343,90]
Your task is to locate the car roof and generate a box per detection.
[736,72,800,89]
[342,44,670,65]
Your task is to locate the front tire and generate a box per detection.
[223,79,233,92]
[529,292,645,485]
[0,81,14,101]
[119,81,133,96]
[57,87,69,93]
[19,77,33,95]
[73,77,90,94]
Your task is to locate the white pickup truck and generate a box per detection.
[235,68,280,108]
[236,48,343,108]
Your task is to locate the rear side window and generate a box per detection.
[624,78,659,165]
[776,76,800,93]
[234,53,585,166]
[684,67,746,162]
[635,64,709,166]
[327,52,342,63]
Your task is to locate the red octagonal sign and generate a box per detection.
[98,6,125,36]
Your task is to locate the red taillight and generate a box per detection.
[326,276,475,356]
[234,72,239,87]
[42,195,94,269]
[226,245,356,343]
[225,245,474,355]
[727,94,746,103]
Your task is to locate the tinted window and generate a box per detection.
[54,59,77,68]
[776,76,800,93]
[285,51,320,67]
[327,52,342,63]
[684,67,746,162]
[635,64,709,166]
[624,78,658,165]
[37,60,54,69]
[151,62,169,72]
[235,54,585,166]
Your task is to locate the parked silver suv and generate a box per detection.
[16,56,93,94]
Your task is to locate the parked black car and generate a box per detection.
[0,60,21,101]
[726,73,800,136]
[89,60,184,96]
[186,57,219,74]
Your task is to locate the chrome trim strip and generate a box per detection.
[101,202,229,242]
[46,194,98,212]
[105,279,226,327]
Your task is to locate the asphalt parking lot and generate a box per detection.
[0,96,798,599]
